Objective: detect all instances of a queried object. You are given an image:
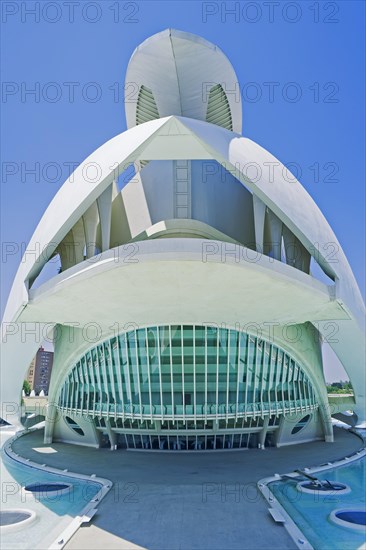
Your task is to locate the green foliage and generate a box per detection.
[22,379,31,396]
[326,380,353,394]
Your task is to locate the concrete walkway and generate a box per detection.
[11,428,363,550]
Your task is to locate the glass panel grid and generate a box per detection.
[58,325,318,424]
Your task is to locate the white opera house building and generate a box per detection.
[1,29,365,451]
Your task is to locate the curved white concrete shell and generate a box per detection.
[1,30,365,448]
[125,29,242,133]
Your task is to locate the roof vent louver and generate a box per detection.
[136,85,159,125]
[206,84,233,131]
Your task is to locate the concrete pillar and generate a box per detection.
[274,416,284,447]
[44,402,57,444]
[282,225,310,274]
[83,202,99,258]
[105,419,117,450]
[89,419,101,448]
[266,210,282,261]
[253,195,266,252]
[319,401,334,443]
[258,416,270,449]
[97,183,113,251]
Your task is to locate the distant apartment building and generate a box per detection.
[26,357,36,389]
[26,348,54,395]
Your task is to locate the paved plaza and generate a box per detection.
[10,427,363,550]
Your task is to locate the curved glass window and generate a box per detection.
[58,325,317,423]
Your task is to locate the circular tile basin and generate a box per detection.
[0,509,37,533]
[24,482,72,498]
[329,509,366,531]
[297,481,351,495]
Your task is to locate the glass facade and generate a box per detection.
[94,415,280,450]
[58,325,318,426]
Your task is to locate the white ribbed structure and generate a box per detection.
[1,30,364,451]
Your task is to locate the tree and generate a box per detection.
[344,381,353,392]
[23,380,31,396]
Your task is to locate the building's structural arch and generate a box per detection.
[3,116,363,314]
[1,25,365,444]
[2,117,364,422]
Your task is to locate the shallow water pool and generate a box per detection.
[269,430,366,550]
[1,429,101,549]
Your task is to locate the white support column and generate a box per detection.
[253,195,266,252]
[215,328,219,421]
[78,361,85,412]
[259,342,265,417]
[57,229,76,271]
[89,418,101,448]
[57,218,85,271]
[88,352,96,418]
[244,335,250,420]
[156,327,164,421]
[44,403,58,444]
[268,344,274,414]
[282,225,311,274]
[280,351,286,410]
[72,370,77,410]
[226,330,230,422]
[274,348,281,416]
[82,202,99,258]
[95,347,103,414]
[319,399,334,442]
[83,358,88,415]
[259,416,270,449]
[71,218,86,266]
[253,338,259,418]
[293,363,299,413]
[100,345,110,412]
[105,419,117,450]
[235,333,241,421]
[121,335,131,416]
[193,325,196,425]
[266,210,282,261]
[204,326,208,424]
[133,330,143,419]
[97,183,113,252]
[181,325,185,422]
[107,340,117,419]
[145,328,153,421]
[67,374,71,416]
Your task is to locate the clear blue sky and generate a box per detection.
[1,1,365,380]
